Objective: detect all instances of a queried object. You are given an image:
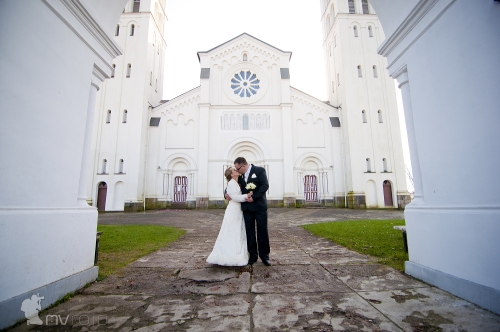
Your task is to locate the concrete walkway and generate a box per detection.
[11,208,500,331]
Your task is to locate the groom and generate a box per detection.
[227,157,271,266]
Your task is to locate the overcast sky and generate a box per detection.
[161,0,413,191]
[162,0,326,100]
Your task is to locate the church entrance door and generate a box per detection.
[97,182,107,211]
[383,180,393,206]
[174,176,188,203]
[304,175,318,202]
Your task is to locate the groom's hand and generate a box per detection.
[246,196,254,202]
[225,193,231,201]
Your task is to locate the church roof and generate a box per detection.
[197,32,292,61]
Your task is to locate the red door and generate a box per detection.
[383,180,393,206]
[97,182,107,211]
[174,176,188,203]
[304,175,318,202]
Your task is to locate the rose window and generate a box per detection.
[230,71,260,98]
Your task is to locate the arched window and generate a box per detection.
[130,24,135,36]
[243,114,249,130]
[373,65,378,78]
[243,53,247,61]
[133,0,140,12]
[366,158,371,172]
[362,110,367,123]
[378,110,383,123]
[353,26,358,37]
[348,0,355,13]
[111,64,115,78]
[115,25,120,36]
[368,26,373,37]
[357,65,362,77]
[382,158,388,172]
[106,110,111,123]
[126,64,131,77]
[362,0,369,14]
[102,159,107,173]
[118,159,124,173]
[122,110,127,123]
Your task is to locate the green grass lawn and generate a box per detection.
[302,219,408,271]
[96,225,186,279]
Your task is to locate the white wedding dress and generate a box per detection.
[206,179,249,266]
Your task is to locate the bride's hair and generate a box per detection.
[225,167,233,182]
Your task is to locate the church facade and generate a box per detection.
[88,0,410,211]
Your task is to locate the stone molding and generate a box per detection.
[42,0,122,71]
[378,0,456,70]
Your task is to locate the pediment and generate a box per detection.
[197,33,292,66]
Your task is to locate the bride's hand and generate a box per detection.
[247,192,253,197]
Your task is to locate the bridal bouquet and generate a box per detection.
[245,183,256,193]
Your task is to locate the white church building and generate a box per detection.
[88,0,410,211]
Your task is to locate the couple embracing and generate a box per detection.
[206,157,271,266]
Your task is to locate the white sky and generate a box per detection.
[161,0,413,192]
[162,0,326,101]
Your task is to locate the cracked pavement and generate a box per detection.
[10,208,500,331]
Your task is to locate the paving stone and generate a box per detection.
[252,292,402,332]
[359,287,500,332]
[308,247,375,265]
[270,249,314,265]
[83,268,179,295]
[251,265,351,294]
[11,208,499,331]
[129,250,194,269]
[323,264,427,291]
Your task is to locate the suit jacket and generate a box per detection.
[237,164,269,211]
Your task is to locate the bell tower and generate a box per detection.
[320,0,410,208]
[88,0,167,211]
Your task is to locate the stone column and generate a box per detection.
[77,66,104,206]
[394,67,424,203]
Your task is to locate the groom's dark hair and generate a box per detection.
[234,157,247,165]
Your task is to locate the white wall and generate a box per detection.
[371,0,500,313]
[0,0,127,308]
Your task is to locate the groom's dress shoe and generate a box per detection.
[248,259,257,265]
[262,259,271,266]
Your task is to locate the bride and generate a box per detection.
[206,167,252,266]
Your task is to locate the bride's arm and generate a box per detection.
[227,180,248,202]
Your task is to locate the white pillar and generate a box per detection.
[394,67,424,204]
[77,67,104,206]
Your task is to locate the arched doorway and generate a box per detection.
[383,180,393,207]
[174,176,188,203]
[97,182,107,211]
[304,175,318,202]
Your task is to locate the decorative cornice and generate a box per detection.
[61,0,122,58]
[378,0,456,66]
[41,0,122,71]
[91,63,108,86]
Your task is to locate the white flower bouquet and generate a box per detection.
[245,183,256,193]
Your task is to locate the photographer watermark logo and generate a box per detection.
[20,293,44,325]
[20,293,108,326]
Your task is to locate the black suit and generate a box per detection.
[237,165,270,263]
